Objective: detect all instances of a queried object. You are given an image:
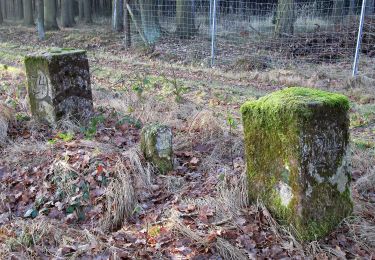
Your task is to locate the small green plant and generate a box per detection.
[131,75,153,100]
[226,113,238,131]
[48,132,74,144]
[15,113,31,122]
[117,115,142,129]
[57,132,74,142]
[163,71,189,103]
[83,114,105,139]
[132,205,142,215]
[148,225,161,237]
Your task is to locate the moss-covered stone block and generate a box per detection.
[241,87,352,241]
[141,123,173,174]
[24,48,93,125]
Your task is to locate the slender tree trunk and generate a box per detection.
[79,0,84,20]
[37,0,45,40]
[68,0,75,25]
[176,0,196,38]
[348,0,355,15]
[366,0,374,15]
[0,0,3,24]
[139,0,161,44]
[124,0,131,47]
[83,0,92,23]
[0,0,4,21]
[23,0,34,26]
[15,0,24,20]
[274,0,295,37]
[112,0,123,31]
[44,0,59,30]
[61,0,73,27]
[332,0,345,24]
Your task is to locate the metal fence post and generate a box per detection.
[352,0,367,77]
[210,0,217,67]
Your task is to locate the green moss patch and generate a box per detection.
[241,87,352,241]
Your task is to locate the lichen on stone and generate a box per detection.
[24,48,93,125]
[141,123,173,174]
[241,87,352,241]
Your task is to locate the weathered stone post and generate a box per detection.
[141,123,173,174]
[241,87,352,241]
[24,48,93,124]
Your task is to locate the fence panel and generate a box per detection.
[126,0,373,77]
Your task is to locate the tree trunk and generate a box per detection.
[112,0,123,31]
[274,0,295,37]
[348,0,355,15]
[366,0,374,15]
[176,0,196,38]
[83,0,92,23]
[332,0,345,24]
[79,0,84,20]
[15,0,24,20]
[0,0,3,24]
[0,0,5,21]
[23,0,34,26]
[68,0,75,25]
[37,0,45,39]
[124,0,131,47]
[44,0,59,30]
[139,0,161,44]
[61,0,73,27]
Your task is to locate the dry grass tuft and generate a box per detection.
[99,149,154,232]
[170,211,248,259]
[355,170,375,195]
[215,237,248,260]
[0,218,107,259]
[52,160,82,198]
[188,110,224,140]
[56,116,82,133]
[346,217,375,249]
[352,147,375,175]
[0,218,62,259]
[2,140,49,166]
[170,211,208,247]
[101,159,136,232]
[123,147,154,189]
[0,104,13,145]
[217,170,249,215]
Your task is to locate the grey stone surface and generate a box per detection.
[24,48,93,124]
[141,123,173,174]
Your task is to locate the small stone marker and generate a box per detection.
[24,48,93,124]
[141,123,173,174]
[241,87,352,241]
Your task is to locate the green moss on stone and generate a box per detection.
[241,87,352,241]
[24,49,93,124]
[141,123,173,174]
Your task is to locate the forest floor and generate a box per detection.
[0,24,374,259]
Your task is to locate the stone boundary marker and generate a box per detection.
[141,123,173,174]
[24,48,93,125]
[241,87,352,241]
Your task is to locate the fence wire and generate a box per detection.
[126,0,374,75]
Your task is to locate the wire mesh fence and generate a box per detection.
[125,0,374,76]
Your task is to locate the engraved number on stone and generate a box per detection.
[35,70,49,99]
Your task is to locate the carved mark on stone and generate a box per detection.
[34,70,49,100]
